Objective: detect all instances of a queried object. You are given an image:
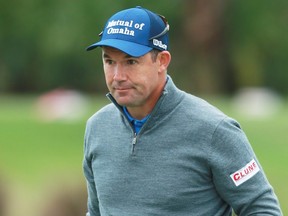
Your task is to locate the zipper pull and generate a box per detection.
[132,133,137,153]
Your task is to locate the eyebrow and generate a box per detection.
[103,53,136,59]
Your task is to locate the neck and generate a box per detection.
[126,78,166,119]
[126,105,153,120]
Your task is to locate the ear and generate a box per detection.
[158,51,171,73]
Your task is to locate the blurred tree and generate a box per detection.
[226,0,288,94]
[0,0,288,94]
[177,0,236,94]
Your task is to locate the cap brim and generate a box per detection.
[86,39,153,57]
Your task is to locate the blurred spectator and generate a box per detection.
[40,184,87,216]
[35,89,88,122]
[232,87,283,118]
[0,177,6,216]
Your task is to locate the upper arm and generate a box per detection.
[209,118,282,215]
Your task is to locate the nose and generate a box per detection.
[113,64,126,81]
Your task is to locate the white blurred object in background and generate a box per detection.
[232,87,283,118]
[35,89,88,122]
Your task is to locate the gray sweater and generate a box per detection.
[83,77,282,216]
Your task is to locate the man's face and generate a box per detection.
[102,47,166,110]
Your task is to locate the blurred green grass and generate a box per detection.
[0,95,109,216]
[0,94,287,215]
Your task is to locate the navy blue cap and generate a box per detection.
[86,6,169,57]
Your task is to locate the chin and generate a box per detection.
[114,94,143,107]
[114,97,130,106]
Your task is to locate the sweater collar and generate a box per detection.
[106,75,184,128]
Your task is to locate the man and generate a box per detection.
[83,6,282,216]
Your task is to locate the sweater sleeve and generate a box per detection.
[83,121,101,216]
[209,117,282,215]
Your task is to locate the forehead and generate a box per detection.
[102,46,150,59]
[102,46,129,57]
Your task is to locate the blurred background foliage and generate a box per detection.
[1,1,288,215]
[1,0,288,95]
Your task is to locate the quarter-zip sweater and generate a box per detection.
[83,77,282,216]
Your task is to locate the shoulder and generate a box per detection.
[87,103,119,127]
[183,94,244,144]
[180,92,228,125]
[84,103,122,147]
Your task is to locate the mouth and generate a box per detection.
[114,87,133,94]
[114,84,133,90]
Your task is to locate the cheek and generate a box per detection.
[104,68,113,80]
[104,72,113,88]
[139,75,158,93]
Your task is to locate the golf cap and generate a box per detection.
[86,6,169,57]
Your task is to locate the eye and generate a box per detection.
[104,59,114,65]
[127,59,137,65]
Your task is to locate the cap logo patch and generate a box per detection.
[230,159,260,186]
[153,39,167,50]
[106,19,145,37]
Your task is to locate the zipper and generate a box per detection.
[106,92,169,155]
[132,133,137,154]
[106,93,138,154]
